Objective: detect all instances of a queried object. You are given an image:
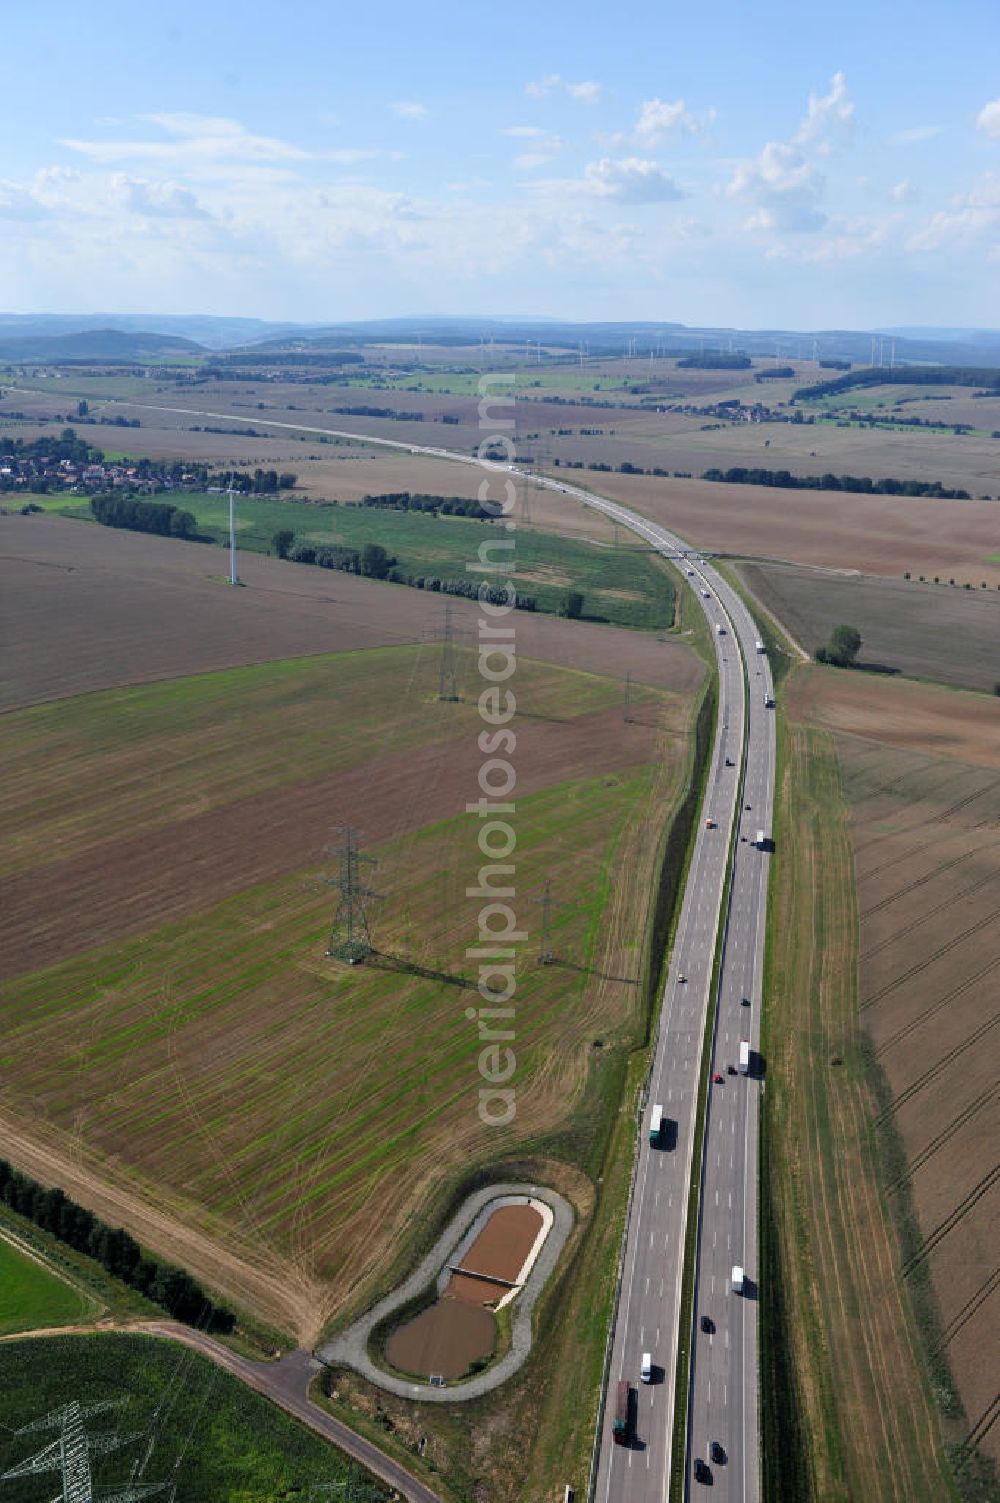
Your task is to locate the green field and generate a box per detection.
[34,491,675,630]
[0,1335,374,1501]
[0,1237,90,1334]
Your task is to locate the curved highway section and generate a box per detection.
[92,394,776,1503]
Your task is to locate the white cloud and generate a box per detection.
[889,178,916,203]
[793,71,854,149]
[524,74,603,104]
[583,156,685,204]
[908,172,1000,253]
[110,174,209,219]
[890,125,942,146]
[567,80,602,104]
[59,113,395,171]
[390,101,428,121]
[634,98,705,146]
[977,98,1000,139]
[0,179,49,221]
[525,73,562,99]
[728,141,826,231]
[514,135,564,170]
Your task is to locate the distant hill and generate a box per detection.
[0,313,306,351]
[0,328,205,361]
[4,312,1000,369]
[237,316,1000,368]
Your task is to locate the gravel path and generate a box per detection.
[317,1182,574,1402]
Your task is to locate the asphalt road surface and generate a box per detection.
[92,395,774,1501]
[531,482,773,1503]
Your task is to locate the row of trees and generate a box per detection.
[225,469,297,494]
[360,491,491,518]
[274,530,537,608]
[91,493,196,537]
[701,465,970,500]
[0,1159,235,1331]
[794,366,1000,402]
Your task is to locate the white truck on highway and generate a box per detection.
[739,1040,751,1076]
[755,639,766,654]
[756,829,767,850]
[731,1264,745,1294]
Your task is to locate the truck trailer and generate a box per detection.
[739,1040,751,1075]
[613,1380,632,1444]
[649,1104,664,1145]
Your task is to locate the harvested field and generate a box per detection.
[0,686,656,980]
[0,514,701,710]
[0,633,696,1341]
[761,715,953,1501]
[737,560,1000,690]
[790,667,1000,1473]
[787,665,1000,770]
[570,470,1000,585]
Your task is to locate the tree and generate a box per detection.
[272,528,295,559]
[821,624,862,667]
[561,590,584,620]
[361,542,393,579]
[77,399,89,417]
[170,509,196,537]
[278,472,297,490]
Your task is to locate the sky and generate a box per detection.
[2,0,999,330]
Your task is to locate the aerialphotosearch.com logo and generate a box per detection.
[465,373,521,1127]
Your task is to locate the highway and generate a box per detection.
[528,481,774,1503]
[92,393,774,1500]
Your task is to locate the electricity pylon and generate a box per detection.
[0,1400,166,1503]
[320,827,382,963]
[438,602,459,702]
[308,1466,385,1499]
[537,880,563,966]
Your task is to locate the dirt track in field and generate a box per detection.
[0,702,654,982]
[0,514,700,709]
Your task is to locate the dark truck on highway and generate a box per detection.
[613,1379,633,1444]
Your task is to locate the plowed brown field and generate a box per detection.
[576,470,1000,585]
